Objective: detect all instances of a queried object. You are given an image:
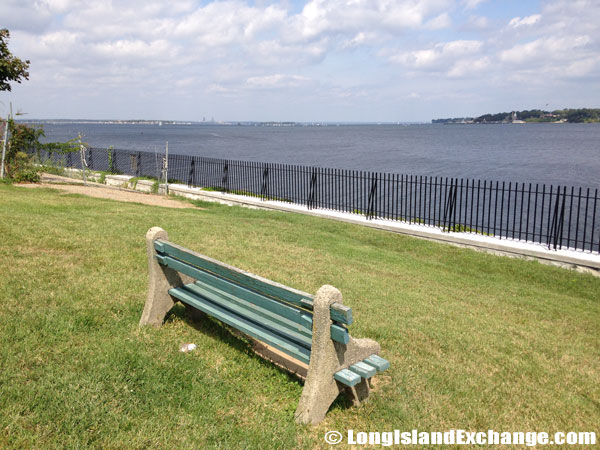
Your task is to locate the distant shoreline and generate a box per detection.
[17,119,428,127]
[433,108,600,124]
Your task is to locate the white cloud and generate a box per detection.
[389,39,491,80]
[424,13,452,30]
[246,74,312,89]
[173,1,287,44]
[92,39,175,60]
[342,32,380,48]
[41,0,80,14]
[508,14,541,28]
[290,0,453,41]
[2,0,600,121]
[463,14,489,30]
[0,0,54,33]
[447,56,490,77]
[250,39,327,66]
[500,36,592,65]
[392,40,483,70]
[462,0,487,10]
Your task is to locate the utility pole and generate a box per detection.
[0,102,12,179]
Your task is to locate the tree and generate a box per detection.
[0,29,30,91]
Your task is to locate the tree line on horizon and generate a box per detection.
[433,108,600,124]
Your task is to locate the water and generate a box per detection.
[40,122,600,189]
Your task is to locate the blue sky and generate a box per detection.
[1,0,598,122]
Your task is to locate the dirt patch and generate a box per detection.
[17,173,201,210]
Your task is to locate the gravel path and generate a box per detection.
[18,173,200,209]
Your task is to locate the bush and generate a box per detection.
[12,166,40,183]
[9,151,40,183]
[2,120,78,183]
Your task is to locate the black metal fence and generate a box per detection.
[34,146,600,254]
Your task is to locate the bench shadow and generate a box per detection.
[165,304,354,412]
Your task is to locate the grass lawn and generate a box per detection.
[0,184,598,449]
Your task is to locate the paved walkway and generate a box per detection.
[18,174,200,209]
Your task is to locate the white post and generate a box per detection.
[0,102,12,179]
[164,141,169,195]
[79,133,87,186]
[0,118,8,179]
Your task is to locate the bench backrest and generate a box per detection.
[154,240,353,362]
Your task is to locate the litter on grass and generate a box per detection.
[179,343,197,353]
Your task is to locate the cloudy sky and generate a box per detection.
[1,0,599,122]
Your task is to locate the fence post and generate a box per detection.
[188,158,195,187]
[222,162,229,192]
[79,134,87,186]
[366,173,378,220]
[308,168,317,209]
[261,164,269,200]
[554,187,566,250]
[88,148,93,170]
[443,179,457,232]
[557,186,567,250]
[164,141,169,196]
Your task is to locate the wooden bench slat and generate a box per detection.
[169,286,311,364]
[159,254,352,346]
[334,369,361,387]
[160,255,309,326]
[348,361,377,379]
[158,240,313,307]
[184,283,312,350]
[330,303,353,326]
[192,281,351,345]
[189,281,311,338]
[155,241,353,325]
[363,354,390,372]
[299,315,349,345]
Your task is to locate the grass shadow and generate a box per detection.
[166,303,355,412]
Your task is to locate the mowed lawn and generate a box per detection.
[0,184,598,449]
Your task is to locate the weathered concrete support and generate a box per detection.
[139,227,184,327]
[294,285,380,425]
[345,378,371,406]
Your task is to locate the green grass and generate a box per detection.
[0,185,598,449]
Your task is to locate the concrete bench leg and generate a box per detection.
[295,285,380,425]
[345,378,371,406]
[139,227,185,327]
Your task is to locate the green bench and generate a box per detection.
[139,227,390,424]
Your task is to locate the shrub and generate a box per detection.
[2,120,78,183]
[10,151,40,183]
[12,166,40,183]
